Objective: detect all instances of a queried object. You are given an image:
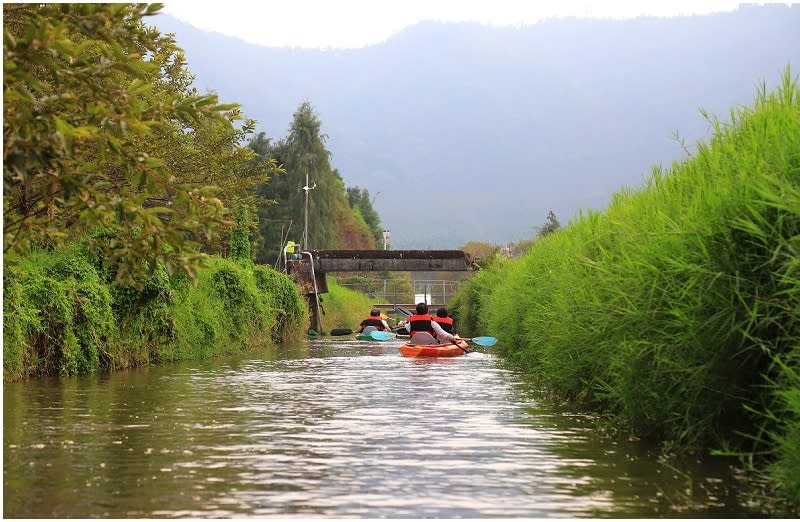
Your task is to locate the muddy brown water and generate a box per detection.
[4,339,764,518]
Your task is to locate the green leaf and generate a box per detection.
[107,137,121,154]
[127,79,152,95]
[53,116,73,136]
[143,157,165,168]
[146,207,174,215]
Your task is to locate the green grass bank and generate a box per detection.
[3,243,307,382]
[316,277,382,334]
[452,70,799,511]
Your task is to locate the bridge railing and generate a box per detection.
[336,279,463,307]
[287,249,473,332]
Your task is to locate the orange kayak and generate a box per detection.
[399,339,470,358]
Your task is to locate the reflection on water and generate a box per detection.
[4,339,762,518]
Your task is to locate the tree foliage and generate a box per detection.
[460,241,499,262]
[537,210,561,238]
[3,3,277,283]
[250,101,376,264]
[230,205,252,263]
[346,186,383,244]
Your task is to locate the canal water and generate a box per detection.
[4,339,763,518]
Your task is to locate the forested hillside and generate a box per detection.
[247,101,383,265]
[153,4,800,248]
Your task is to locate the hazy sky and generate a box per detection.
[161,0,754,49]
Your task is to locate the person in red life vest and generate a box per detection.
[402,302,458,343]
[357,309,391,332]
[432,307,456,335]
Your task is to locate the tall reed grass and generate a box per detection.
[452,68,799,510]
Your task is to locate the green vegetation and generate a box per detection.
[536,210,561,238]
[4,4,381,281]
[10,2,797,511]
[249,102,381,265]
[3,240,306,382]
[451,69,800,511]
[319,278,380,333]
[3,4,379,382]
[346,187,385,245]
[3,4,278,284]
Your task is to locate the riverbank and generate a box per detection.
[451,70,799,513]
[3,243,307,382]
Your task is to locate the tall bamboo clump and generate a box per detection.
[457,68,799,506]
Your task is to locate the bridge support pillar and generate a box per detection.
[287,259,328,334]
[307,293,321,334]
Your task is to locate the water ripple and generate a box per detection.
[3,341,759,518]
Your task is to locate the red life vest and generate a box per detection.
[433,315,454,334]
[361,316,386,330]
[407,313,434,335]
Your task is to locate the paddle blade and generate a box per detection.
[393,304,412,317]
[469,336,497,347]
[330,328,354,336]
[370,330,396,341]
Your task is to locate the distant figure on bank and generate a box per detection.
[357,309,391,332]
[433,307,456,335]
[403,302,458,343]
[284,240,301,260]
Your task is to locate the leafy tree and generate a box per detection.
[460,241,500,267]
[3,3,276,283]
[250,102,377,264]
[284,100,340,250]
[346,186,383,244]
[537,210,561,238]
[250,132,298,264]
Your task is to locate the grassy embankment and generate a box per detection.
[317,277,404,334]
[2,239,397,383]
[452,70,799,510]
[3,243,308,382]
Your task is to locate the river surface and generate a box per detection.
[4,339,764,518]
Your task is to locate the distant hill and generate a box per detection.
[152,5,800,249]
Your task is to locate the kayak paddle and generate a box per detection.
[330,328,395,340]
[460,336,497,347]
[393,304,413,317]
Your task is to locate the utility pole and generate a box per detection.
[302,171,316,250]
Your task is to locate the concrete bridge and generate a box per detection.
[287,249,474,333]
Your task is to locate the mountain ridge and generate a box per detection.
[152,5,800,248]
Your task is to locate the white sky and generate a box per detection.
[161,0,754,49]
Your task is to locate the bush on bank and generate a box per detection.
[451,69,800,509]
[3,243,307,382]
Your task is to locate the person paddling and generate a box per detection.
[357,309,391,333]
[402,302,458,343]
[432,307,456,335]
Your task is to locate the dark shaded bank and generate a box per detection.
[3,242,307,382]
[452,69,800,514]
